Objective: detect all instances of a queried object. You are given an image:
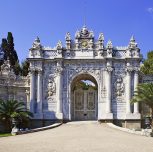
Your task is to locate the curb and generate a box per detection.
[107,123,153,137]
[16,123,62,135]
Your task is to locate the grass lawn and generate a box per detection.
[0,133,12,137]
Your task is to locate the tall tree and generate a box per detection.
[7,32,18,66]
[0,33,20,75]
[21,59,30,76]
[14,62,21,75]
[0,46,4,67]
[1,38,8,60]
[141,51,153,74]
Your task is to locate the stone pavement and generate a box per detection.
[0,121,153,152]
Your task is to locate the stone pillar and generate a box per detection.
[30,70,35,113]
[126,67,132,115]
[105,66,113,119]
[37,70,43,113]
[25,90,30,110]
[56,66,63,119]
[134,69,139,113]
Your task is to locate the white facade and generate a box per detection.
[27,26,142,121]
[0,26,142,124]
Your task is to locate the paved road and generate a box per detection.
[0,121,153,152]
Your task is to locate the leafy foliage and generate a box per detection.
[20,59,30,76]
[0,99,33,132]
[131,83,153,124]
[0,32,30,76]
[0,32,20,75]
[13,62,21,75]
[74,80,97,90]
[141,51,153,74]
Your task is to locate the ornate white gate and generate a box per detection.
[74,88,97,120]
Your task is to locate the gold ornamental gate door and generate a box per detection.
[74,89,97,120]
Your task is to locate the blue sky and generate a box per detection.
[0,0,153,62]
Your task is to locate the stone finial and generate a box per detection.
[65,32,71,41]
[31,36,42,50]
[128,35,137,49]
[106,40,113,49]
[81,25,88,35]
[56,40,63,50]
[130,35,135,42]
[75,30,80,38]
[98,33,104,41]
[89,30,94,38]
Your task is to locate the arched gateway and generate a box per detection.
[70,73,98,120]
[27,26,142,128]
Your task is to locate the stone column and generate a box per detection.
[25,90,30,110]
[105,66,113,119]
[30,70,35,113]
[134,69,139,113]
[126,67,132,114]
[56,66,63,119]
[37,70,43,113]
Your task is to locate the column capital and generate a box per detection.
[25,89,30,95]
[55,66,63,75]
[134,67,140,73]
[106,66,113,73]
[30,68,35,74]
[37,69,43,75]
[126,66,133,73]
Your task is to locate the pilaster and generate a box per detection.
[105,63,113,119]
[30,69,35,113]
[133,68,141,118]
[55,61,63,119]
[37,70,43,113]
[125,66,132,115]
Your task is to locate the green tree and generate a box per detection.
[1,38,8,60]
[141,51,153,74]
[7,32,18,66]
[21,59,30,76]
[13,61,21,75]
[0,99,33,132]
[131,83,153,126]
[0,33,20,75]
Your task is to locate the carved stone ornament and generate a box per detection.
[1,59,11,75]
[81,26,89,37]
[56,40,63,50]
[126,66,133,73]
[134,67,140,73]
[106,40,113,49]
[65,32,71,41]
[114,77,124,97]
[101,86,106,98]
[133,48,140,57]
[75,30,80,38]
[47,75,56,98]
[98,33,104,41]
[31,37,42,50]
[125,49,132,57]
[128,36,137,49]
[55,67,63,75]
[106,66,113,72]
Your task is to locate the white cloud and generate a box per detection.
[147,7,153,13]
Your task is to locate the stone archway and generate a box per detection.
[70,74,98,121]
